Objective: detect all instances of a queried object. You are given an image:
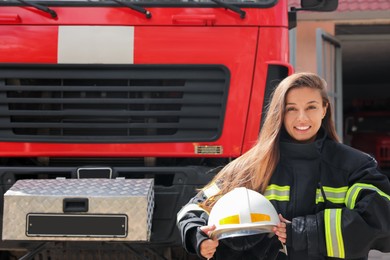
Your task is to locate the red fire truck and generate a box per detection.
[345,111,390,171]
[0,0,337,258]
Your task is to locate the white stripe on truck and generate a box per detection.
[58,26,134,64]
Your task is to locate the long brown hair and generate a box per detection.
[201,72,339,211]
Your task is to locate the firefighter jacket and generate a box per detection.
[177,128,390,260]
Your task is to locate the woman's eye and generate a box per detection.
[286,107,296,112]
[307,106,317,110]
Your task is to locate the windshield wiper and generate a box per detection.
[14,0,57,18]
[209,0,246,19]
[110,0,151,19]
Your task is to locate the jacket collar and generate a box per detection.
[279,127,327,160]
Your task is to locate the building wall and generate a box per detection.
[294,21,335,73]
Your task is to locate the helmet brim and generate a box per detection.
[209,223,276,240]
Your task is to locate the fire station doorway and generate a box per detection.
[316,28,343,140]
[336,24,390,173]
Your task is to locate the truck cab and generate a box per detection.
[345,110,390,172]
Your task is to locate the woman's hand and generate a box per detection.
[273,214,290,244]
[199,225,219,259]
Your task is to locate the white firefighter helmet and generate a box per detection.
[208,187,279,240]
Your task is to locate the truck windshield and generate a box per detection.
[0,0,277,6]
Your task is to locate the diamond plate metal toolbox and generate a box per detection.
[2,178,154,241]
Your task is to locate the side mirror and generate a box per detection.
[289,0,338,29]
[300,0,338,12]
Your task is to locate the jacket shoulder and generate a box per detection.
[322,139,377,172]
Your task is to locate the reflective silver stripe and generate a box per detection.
[177,182,219,223]
[177,203,207,223]
[345,183,390,209]
[264,185,290,201]
[325,208,345,258]
[203,182,220,199]
[316,186,347,204]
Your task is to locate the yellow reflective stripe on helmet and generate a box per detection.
[250,213,271,223]
[264,184,290,201]
[325,208,345,258]
[315,186,348,204]
[345,183,390,209]
[219,214,240,225]
[219,213,271,225]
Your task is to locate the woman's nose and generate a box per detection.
[297,110,309,120]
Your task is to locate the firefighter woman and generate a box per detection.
[177,72,390,259]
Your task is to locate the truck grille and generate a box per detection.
[0,64,229,142]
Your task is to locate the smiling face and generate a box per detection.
[283,87,328,143]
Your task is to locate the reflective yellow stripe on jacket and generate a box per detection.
[264,184,290,201]
[345,183,390,209]
[316,186,348,204]
[325,208,345,258]
[323,183,390,258]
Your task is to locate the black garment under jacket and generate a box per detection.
[177,130,390,260]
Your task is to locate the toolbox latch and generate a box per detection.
[63,198,89,213]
